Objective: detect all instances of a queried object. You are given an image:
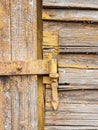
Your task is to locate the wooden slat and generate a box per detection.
[60,46,98,53]
[0,77,10,130]
[46,89,98,105]
[0,1,11,130]
[45,126,98,130]
[43,22,98,53]
[43,22,98,47]
[46,114,98,126]
[45,89,98,126]
[10,0,39,130]
[43,0,98,9]
[46,99,98,112]
[43,9,98,22]
[59,68,98,85]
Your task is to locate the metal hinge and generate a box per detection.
[49,59,59,110]
[0,59,59,110]
[43,59,59,110]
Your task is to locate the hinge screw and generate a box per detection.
[16,65,22,71]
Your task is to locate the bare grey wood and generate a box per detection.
[46,89,98,104]
[58,54,98,68]
[43,9,98,22]
[59,68,98,85]
[43,0,98,9]
[46,98,98,112]
[45,126,98,130]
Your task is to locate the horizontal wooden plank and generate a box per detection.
[60,47,98,53]
[45,83,98,90]
[43,0,98,9]
[59,68,98,85]
[46,112,98,121]
[45,126,98,130]
[46,100,98,112]
[46,89,98,105]
[45,118,98,126]
[0,60,49,76]
[43,9,98,22]
[58,54,98,69]
[43,22,98,48]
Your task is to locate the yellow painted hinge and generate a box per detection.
[43,59,59,111]
[49,59,59,110]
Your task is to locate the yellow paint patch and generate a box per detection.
[0,8,5,29]
[42,12,51,19]
[43,31,59,47]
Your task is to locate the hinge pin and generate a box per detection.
[49,59,59,110]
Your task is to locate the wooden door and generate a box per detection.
[0,0,44,130]
[43,0,98,130]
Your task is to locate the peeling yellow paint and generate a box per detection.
[42,11,51,19]
[43,31,59,47]
[0,8,5,29]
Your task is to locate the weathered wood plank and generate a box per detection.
[60,47,98,53]
[59,68,98,85]
[45,126,98,130]
[43,9,98,22]
[43,0,98,9]
[46,112,98,121]
[58,54,98,68]
[43,22,98,47]
[45,89,98,126]
[46,100,98,112]
[0,1,11,130]
[0,77,11,130]
[46,118,98,126]
[0,0,11,61]
[11,0,39,130]
[46,89,98,105]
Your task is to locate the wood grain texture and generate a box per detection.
[59,68,98,85]
[10,0,40,130]
[45,89,98,126]
[58,54,98,69]
[0,77,10,130]
[0,0,11,61]
[43,22,98,47]
[43,0,98,9]
[43,9,98,22]
[45,126,98,130]
[0,1,11,130]
[43,21,98,53]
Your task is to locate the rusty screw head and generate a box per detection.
[16,65,22,71]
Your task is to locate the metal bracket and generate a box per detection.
[0,60,49,76]
[0,59,59,110]
[49,59,59,110]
